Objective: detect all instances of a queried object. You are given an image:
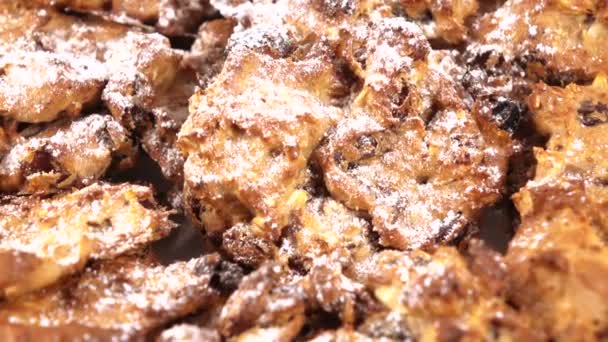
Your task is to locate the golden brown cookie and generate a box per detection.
[0,253,221,339]
[528,74,608,183]
[179,26,348,238]
[0,183,173,297]
[509,180,608,341]
[0,115,136,194]
[318,18,511,250]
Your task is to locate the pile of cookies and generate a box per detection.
[0,0,607,340]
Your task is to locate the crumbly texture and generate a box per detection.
[217,256,373,340]
[0,51,105,123]
[0,2,183,181]
[356,244,540,341]
[179,27,348,238]
[0,183,173,298]
[309,17,511,250]
[2,0,608,340]
[0,253,221,339]
[400,0,479,43]
[187,18,236,87]
[0,114,136,194]
[108,62,197,182]
[472,0,608,83]
[216,242,541,341]
[0,2,180,121]
[181,7,511,250]
[34,0,215,36]
[509,181,608,341]
[505,73,608,341]
[278,194,374,271]
[527,74,608,183]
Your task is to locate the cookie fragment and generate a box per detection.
[0,52,105,123]
[472,0,608,83]
[179,26,346,238]
[0,2,181,124]
[317,18,511,250]
[0,253,221,339]
[0,114,136,194]
[0,183,173,297]
[527,74,608,183]
[34,0,215,36]
[509,181,608,341]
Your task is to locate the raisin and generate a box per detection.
[578,101,608,126]
[492,99,523,133]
